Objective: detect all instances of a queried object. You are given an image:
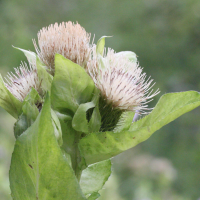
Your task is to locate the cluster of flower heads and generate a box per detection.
[4,21,159,115]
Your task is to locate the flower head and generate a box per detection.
[33,21,91,73]
[87,47,159,114]
[4,62,41,102]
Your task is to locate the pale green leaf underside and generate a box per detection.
[9,94,86,200]
[79,91,200,165]
[51,54,95,114]
[80,159,111,195]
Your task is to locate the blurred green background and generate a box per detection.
[0,0,200,199]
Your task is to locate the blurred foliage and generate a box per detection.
[0,0,200,199]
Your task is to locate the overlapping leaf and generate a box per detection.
[79,91,200,165]
[51,54,95,114]
[80,159,111,196]
[9,94,86,200]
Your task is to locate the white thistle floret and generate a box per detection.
[87,47,160,114]
[33,21,91,73]
[4,62,41,102]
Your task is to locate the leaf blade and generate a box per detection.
[80,160,111,196]
[10,94,86,200]
[79,91,200,165]
[51,54,95,114]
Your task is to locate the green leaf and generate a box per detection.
[13,46,36,66]
[14,88,41,138]
[88,105,101,133]
[9,94,86,200]
[36,57,53,93]
[56,112,87,175]
[23,87,42,106]
[79,91,200,165]
[51,54,95,114]
[0,74,22,118]
[72,88,101,133]
[80,159,111,196]
[72,102,95,133]
[96,36,111,55]
[14,102,39,138]
[51,109,63,146]
[88,89,101,133]
[87,192,100,200]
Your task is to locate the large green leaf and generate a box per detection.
[0,75,22,118]
[51,54,95,114]
[80,159,111,196]
[9,94,86,200]
[79,91,200,165]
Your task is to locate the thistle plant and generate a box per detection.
[0,21,200,200]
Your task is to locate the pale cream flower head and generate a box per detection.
[87,47,160,114]
[33,21,91,74]
[5,62,41,102]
